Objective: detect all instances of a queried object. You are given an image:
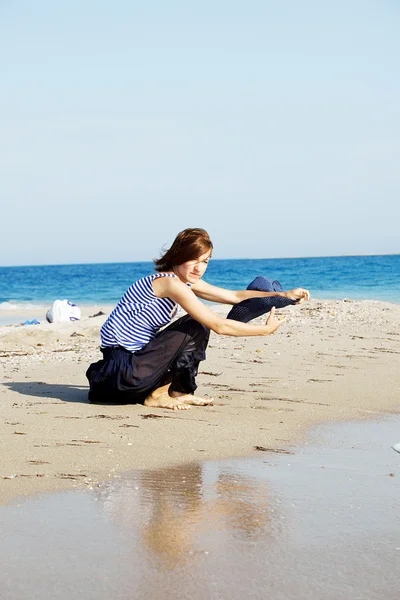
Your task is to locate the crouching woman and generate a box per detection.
[86,228,309,410]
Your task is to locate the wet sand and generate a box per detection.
[0,298,399,505]
[1,417,399,600]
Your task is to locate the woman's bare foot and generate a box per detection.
[169,390,214,406]
[144,384,213,410]
[144,384,189,410]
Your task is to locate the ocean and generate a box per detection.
[0,254,399,325]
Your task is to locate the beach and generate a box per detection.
[1,299,399,506]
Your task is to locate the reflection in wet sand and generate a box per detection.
[214,474,272,539]
[139,465,203,570]
[3,419,399,599]
[97,463,275,571]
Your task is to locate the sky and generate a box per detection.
[1,0,399,266]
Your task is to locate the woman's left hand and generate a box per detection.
[285,288,310,302]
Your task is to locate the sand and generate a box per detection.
[1,299,399,506]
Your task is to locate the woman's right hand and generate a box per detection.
[265,306,287,334]
[285,288,310,302]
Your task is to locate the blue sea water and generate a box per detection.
[0,255,399,324]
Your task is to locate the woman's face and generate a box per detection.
[174,251,211,284]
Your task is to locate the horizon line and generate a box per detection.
[1,252,399,269]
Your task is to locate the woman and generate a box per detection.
[86,228,309,410]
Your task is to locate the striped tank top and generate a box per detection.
[100,273,184,352]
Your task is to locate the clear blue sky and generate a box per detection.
[1,0,399,266]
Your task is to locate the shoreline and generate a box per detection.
[1,295,399,327]
[1,298,399,506]
[0,304,116,327]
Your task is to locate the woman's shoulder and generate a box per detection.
[121,274,159,300]
[152,272,191,288]
[150,272,180,286]
[151,272,189,299]
[151,271,176,279]
[133,272,175,286]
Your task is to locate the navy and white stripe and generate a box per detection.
[100,273,182,352]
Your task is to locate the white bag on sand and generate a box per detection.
[46,300,81,323]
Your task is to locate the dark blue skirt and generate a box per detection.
[86,315,210,404]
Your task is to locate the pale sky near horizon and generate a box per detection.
[1,0,399,266]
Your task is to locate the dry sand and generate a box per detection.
[1,299,399,505]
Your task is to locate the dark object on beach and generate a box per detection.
[199,371,223,376]
[227,276,298,323]
[141,413,174,419]
[254,445,294,454]
[86,414,126,420]
[89,311,106,318]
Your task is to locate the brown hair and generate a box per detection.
[154,228,213,272]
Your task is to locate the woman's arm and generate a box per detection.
[153,276,286,337]
[190,279,310,304]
